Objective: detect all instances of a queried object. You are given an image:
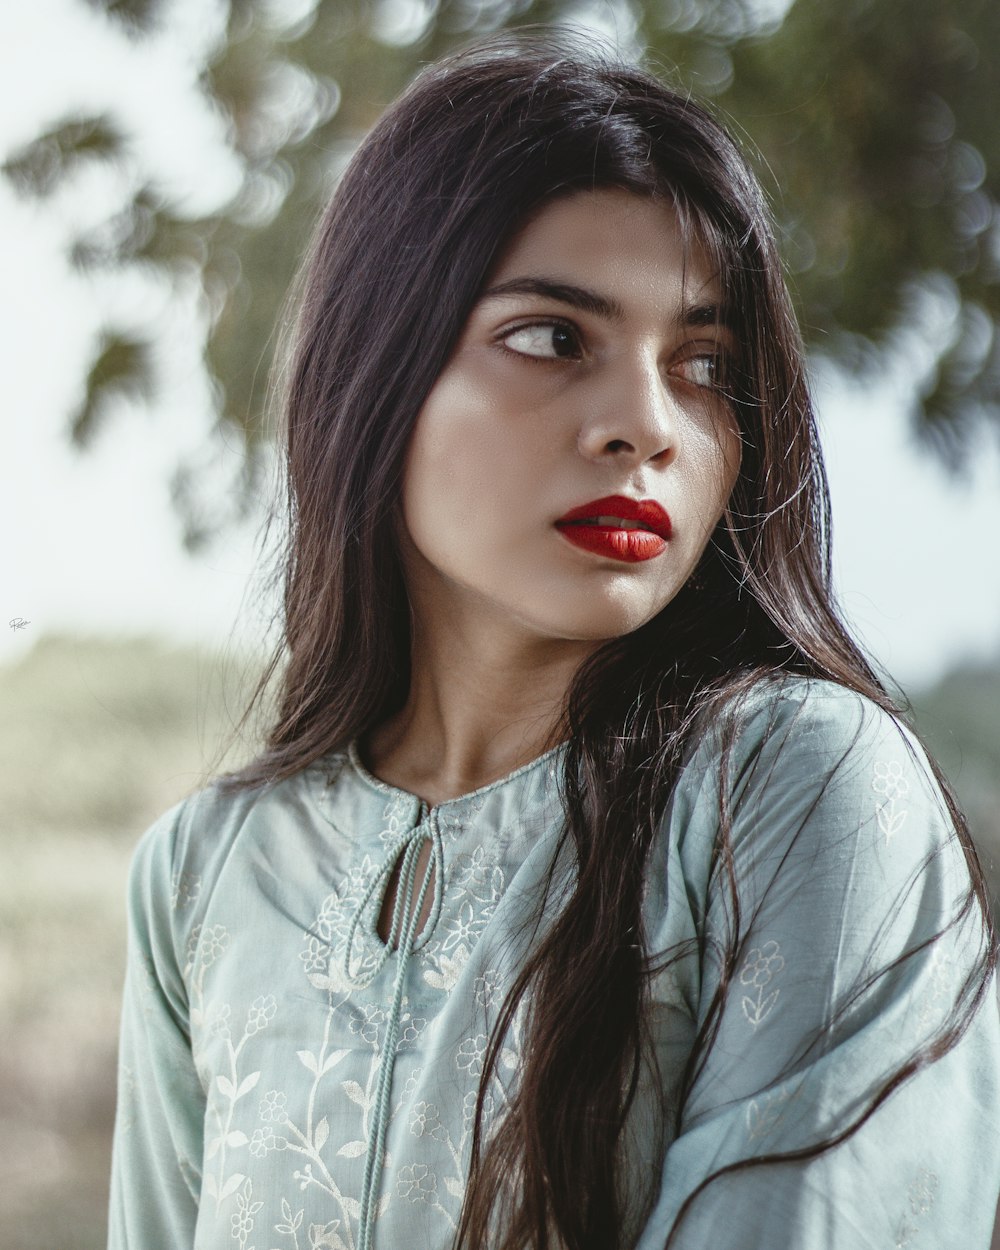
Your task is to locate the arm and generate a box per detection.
[108,805,205,1248]
[642,683,1000,1249]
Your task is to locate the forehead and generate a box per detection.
[486,187,722,308]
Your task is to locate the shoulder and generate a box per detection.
[707,674,940,809]
[675,674,962,891]
[125,765,322,943]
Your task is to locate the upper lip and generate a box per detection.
[555,494,672,540]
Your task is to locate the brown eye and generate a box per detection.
[502,322,581,359]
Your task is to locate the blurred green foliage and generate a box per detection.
[3,0,999,545]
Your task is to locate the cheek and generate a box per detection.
[687,417,743,528]
[404,359,552,518]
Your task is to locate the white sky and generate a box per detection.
[2,0,999,689]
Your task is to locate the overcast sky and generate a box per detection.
[3,0,1000,690]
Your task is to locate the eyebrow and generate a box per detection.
[479,276,732,332]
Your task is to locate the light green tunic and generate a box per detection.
[109,677,1000,1249]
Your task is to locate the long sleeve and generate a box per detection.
[639,682,1000,1249]
[109,804,205,1248]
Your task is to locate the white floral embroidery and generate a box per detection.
[186,923,230,983]
[249,1125,288,1156]
[397,1162,437,1202]
[894,1168,939,1247]
[474,968,503,1008]
[441,900,486,951]
[916,945,953,1031]
[462,1088,496,1135]
[873,759,910,843]
[172,761,545,1247]
[349,1003,386,1047]
[246,994,277,1035]
[230,1178,262,1249]
[307,1217,347,1249]
[456,1034,488,1078]
[379,795,413,846]
[739,940,784,1029]
[210,1004,232,1041]
[171,870,201,910]
[410,1100,447,1140]
[259,1089,288,1122]
[422,942,472,990]
[745,1084,801,1141]
[299,855,382,991]
[273,1197,304,1244]
[397,1007,426,1051]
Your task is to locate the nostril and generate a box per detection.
[606,439,633,453]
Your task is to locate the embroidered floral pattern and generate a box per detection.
[171,870,201,910]
[397,1163,437,1202]
[916,945,954,1032]
[474,968,503,1008]
[745,1085,802,1141]
[873,759,910,844]
[894,1168,939,1247]
[230,1178,262,1249]
[739,940,784,1028]
[299,855,382,992]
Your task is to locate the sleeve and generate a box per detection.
[638,684,1000,1250]
[108,804,205,1248]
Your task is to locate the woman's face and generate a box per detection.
[398,187,742,651]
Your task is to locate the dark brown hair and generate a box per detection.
[228,30,996,1249]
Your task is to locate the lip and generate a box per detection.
[554,494,672,563]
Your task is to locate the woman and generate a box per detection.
[109,31,999,1250]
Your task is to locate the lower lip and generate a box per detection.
[555,524,667,562]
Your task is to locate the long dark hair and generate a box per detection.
[227,30,996,1249]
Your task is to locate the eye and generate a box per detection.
[500,321,581,360]
[671,349,726,390]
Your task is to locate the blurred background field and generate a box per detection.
[1,635,997,1246]
[0,636,260,1247]
[4,0,1000,1244]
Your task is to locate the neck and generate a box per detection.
[364,614,598,807]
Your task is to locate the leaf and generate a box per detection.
[297,1049,319,1075]
[340,1197,361,1220]
[336,1140,367,1158]
[1,114,124,197]
[321,1049,349,1075]
[444,1175,464,1198]
[70,333,153,448]
[314,1116,329,1150]
[85,0,164,37]
[220,1172,246,1199]
[206,1134,223,1160]
[204,1172,219,1199]
[226,1130,248,1147]
[216,1075,236,1099]
[342,1080,369,1109]
[236,1071,261,1099]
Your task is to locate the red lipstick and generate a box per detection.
[555,494,672,563]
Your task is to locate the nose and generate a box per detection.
[576,351,677,466]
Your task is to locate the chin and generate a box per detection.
[524,601,666,645]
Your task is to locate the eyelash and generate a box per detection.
[497,319,582,361]
[498,318,730,391]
